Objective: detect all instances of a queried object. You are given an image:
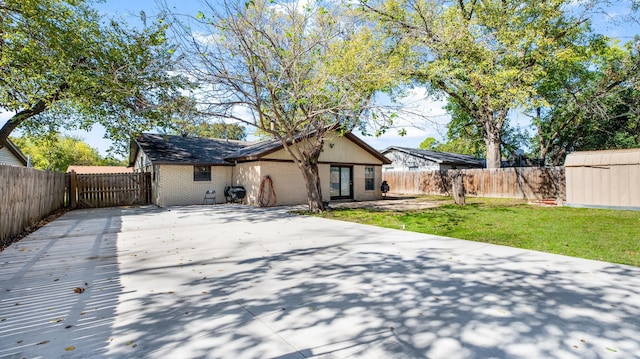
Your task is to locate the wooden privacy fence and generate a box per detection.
[1,165,66,247]
[383,167,565,200]
[68,171,151,209]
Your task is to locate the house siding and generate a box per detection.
[383,149,483,171]
[353,165,384,201]
[383,151,440,171]
[153,164,233,207]
[234,161,383,206]
[263,135,384,165]
[0,147,25,166]
[232,162,262,205]
[245,161,307,206]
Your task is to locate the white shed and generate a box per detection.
[565,148,640,210]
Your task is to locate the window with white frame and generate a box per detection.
[364,166,375,191]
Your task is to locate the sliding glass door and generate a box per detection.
[330,166,353,200]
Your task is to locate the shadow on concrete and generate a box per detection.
[103,209,640,358]
[0,207,158,358]
[2,205,639,358]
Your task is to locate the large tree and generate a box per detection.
[0,0,190,153]
[531,40,640,164]
[169,0,403,211]
[10,134,125,171]
[361,0,600,168]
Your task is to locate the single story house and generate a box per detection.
[381,146,484,171]
[565,148,640,210]
[0,139,28,167]
[129,132,391,207]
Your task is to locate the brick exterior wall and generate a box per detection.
[155,165,233,207]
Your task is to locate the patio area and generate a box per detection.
[1,205,639,358]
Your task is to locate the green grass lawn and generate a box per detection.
[314,197,640,267]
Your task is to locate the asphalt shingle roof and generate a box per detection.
[132,132,391,166]
[134,133,250,165]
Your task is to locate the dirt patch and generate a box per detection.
[329,195,444,211]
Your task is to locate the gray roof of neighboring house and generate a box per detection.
[381,146,484,167]
[130,133,250,166]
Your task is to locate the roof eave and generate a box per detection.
[6,139,28,166]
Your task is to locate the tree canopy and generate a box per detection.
[10,134,126,171]
[169,0,404,211]
[531,40,640,164]
[361,0,626,168]
[0,0,191,154]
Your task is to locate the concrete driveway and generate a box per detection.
[1,205,639,359]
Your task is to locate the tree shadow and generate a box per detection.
[0,208,144,358]
[2,206,639,358]
[104,209,640,358]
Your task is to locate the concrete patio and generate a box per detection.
[1,205,639,358]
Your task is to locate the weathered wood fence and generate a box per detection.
[68,171,151,209]
[1,165,67,247]
[1,168,152,248]
[383,167,565,200]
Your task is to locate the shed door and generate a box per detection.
[330,166,353,200]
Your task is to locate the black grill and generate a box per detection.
[224,186,246,203]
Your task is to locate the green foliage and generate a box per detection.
[172,121,247,140]
[174,0,405,139]
[531,40,640,164]
[171,0,405,211]
[0,0,192,154]
[362,0,603,168]
[418,137,438,150]
[10,134,122,171]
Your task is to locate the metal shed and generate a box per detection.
[565,148,640,210]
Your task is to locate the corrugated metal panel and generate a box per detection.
[565,148,640,167]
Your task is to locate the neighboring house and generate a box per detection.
[381,146,484,171]
[0,139,28,167]
[66,166,133,174]
[129,132,391,207]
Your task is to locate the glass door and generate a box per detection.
[330,166,353,200]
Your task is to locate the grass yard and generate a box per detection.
[314,197,640,267]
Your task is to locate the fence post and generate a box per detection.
[69,170,78,209]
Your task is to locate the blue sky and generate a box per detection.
[2,0,638,157]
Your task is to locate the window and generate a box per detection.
[408,166,419,171]
[364,166,375,191]
[194,166,211,181]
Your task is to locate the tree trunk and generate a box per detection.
[0,100,49,149]
[483,120,502,169]
[278,133,327,212]
[452,170,465,206]
[484,136,501,169]
[299,162,325,212]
